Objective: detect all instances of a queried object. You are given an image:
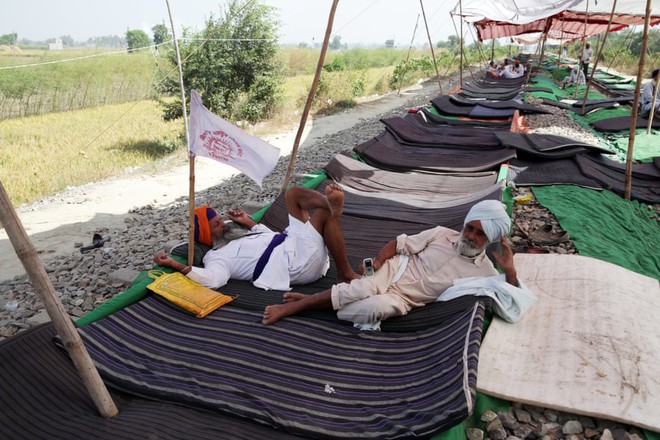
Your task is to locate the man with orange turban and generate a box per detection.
[154,184,360,291]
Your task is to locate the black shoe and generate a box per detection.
[80,233,110,253]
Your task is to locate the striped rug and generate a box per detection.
[77,295,486,439]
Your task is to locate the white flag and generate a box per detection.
[188,89,280,187]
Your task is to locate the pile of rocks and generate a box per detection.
[470,405,646,440]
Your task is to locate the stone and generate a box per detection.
[601,429,615,440]
[487,418,504,433]
[584,428,600,438]
[499,412,520,430]
[467,428,485,440]
[109,268,141,287]
[26,309,51,326]
[562,420,583,435]
[513,408,532,424]
[611,428,630,440]
[543,410,558,423]
[512,425,533,439]
[481,410,498,423]
[490,428,508,440]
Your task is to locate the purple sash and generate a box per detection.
[252,233,287,281]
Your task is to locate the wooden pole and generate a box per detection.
[165,0,194,265]
[459,0,464,86]
[491,38,495,61]
[624,0,652,199]
[280,0,339,194]
[398,14,420,96]
[0,181,119,418]
[581,0,617,115]
[420,0,443,93]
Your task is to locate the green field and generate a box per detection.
[0,45,441,206]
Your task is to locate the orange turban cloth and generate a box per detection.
[194,205,218,246]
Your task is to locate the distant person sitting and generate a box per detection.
[154,184,360,291]
[640,68,660,117]
[486,60,500,78]
[263,200,529,326]
[560,66,586,89]
[500,59,524,79]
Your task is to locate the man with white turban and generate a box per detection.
[263,199,521,326]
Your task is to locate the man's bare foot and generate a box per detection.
[283,292,307,303]
[325,183,344,218]
[263,303,294,325]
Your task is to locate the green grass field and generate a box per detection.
[0,46,439,207]
[0,100,183,205]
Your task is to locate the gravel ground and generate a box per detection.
[0,74,650,439]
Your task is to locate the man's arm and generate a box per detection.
[154,253,192,274]
[491,236,518,286]
[372,240,397,271]
[227,209,257,230]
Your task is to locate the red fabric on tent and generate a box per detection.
[471,10,660,41]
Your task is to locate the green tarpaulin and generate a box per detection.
[533,185,659,280]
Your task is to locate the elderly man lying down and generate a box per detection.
[263,200,535,327]
[154,184,360,291]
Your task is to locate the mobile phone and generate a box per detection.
[363,258,374,277]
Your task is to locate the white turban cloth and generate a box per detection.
[464,200,511,243]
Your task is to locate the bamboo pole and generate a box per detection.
[0,181,118,418]
[459,0,464,86]
[165,0,194,265]
[420,0,443,93]
[280,0,339,194]
[624,0,652,199]
[398,14,420,96]
[581,0,617,114]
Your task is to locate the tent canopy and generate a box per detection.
[453,0,660,41]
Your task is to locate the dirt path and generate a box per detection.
[0,82,436,281]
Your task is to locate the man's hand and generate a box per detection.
[153,253,173,268]
[227,209,257,229]
[491,236,518,286]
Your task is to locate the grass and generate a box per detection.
[0,100,183,206]
[0,49,169,118]
[0,47,440,207]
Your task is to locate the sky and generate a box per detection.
[0,0,462,47]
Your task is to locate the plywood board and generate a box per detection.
[477,254,660,431]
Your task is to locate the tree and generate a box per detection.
[0,33,17,46]
[59,35,74,47]
[152,23,170,45]
[385,39,395,48]
[329,35,342,50]
[125,29,151,52]
[161,0,283,123]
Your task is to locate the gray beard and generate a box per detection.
[455,235,487,257]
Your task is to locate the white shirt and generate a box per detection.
[641,80,660,109]
[188,223,278,289]
[582,47,593,63]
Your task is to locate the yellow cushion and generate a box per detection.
[146,271,236,318]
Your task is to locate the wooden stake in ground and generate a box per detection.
[165,0,195,265]
[280,0,339,194]
[420,0,443,93]
[0,180,119,418]
[625,0,652,199]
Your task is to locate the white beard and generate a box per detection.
[455,234,487,257]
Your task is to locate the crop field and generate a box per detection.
[0,45,440,206]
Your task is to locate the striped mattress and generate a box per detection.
[77,295,486,439]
